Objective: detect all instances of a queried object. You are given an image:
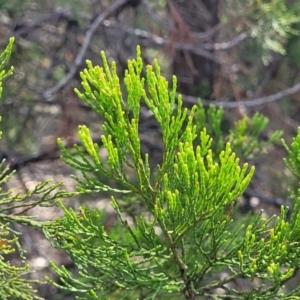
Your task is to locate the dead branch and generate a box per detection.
[102,23,248,64]
[182,81,300,109]
[42,0,141,102]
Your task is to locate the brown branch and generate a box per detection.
[0,11,74,47]
[252,55,281,98]
[110,23,247,51]
[141,1,171,29]
[3,131,162,173]
[176,42,222,64]
[203,32,249,50]
[217,42,245,116]
[182,81,300,109]
[102,23,248,64]
[42,0,141,101]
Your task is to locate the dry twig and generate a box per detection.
[42,0,141,101]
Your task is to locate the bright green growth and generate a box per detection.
[36,46,300,299]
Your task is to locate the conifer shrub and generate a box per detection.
[0,37,42,300]
[41,47,299,299]
[0,38,42,300]
[0,38,77,300]
[2,39,300,299]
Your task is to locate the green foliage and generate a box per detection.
[0,37,41,300]
[0,38,299,298]
[0,158,77,300]
[253,0,300,56]
[0,0,32,16]
[228,112,281,159]
[0,220,42,300]
[226,0,300,64]
[195,103,282,159]
[0,160,79,300]
[0,38,14,99]
[0,38,79,300]
[282,129,300,180]
[37,46,300,299]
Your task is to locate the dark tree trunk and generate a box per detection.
[167,0,220,97]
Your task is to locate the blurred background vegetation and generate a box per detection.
[1,0,300,298]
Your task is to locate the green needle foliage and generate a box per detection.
[1,38,300,299]
[0,38,78,300]
[0,37,42,300]
[37,46,300,299]
[195,103,282,160]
